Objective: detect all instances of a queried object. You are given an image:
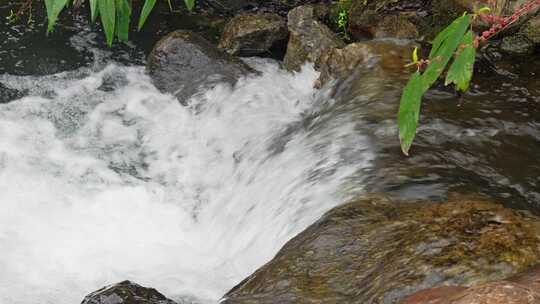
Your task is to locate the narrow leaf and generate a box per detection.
[89,0,98,23]
[422,14,471,91]
[138,0,156,31]
[99,0,116,46]
[184,0,195,11]
[44,0,70,32]
[445,30,476,91]
[429,14,470,59]
[115,0,131,42]
[398,71,424,156]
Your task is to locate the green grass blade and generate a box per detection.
[398,71,424,156]
[184,0,195,11]
[137,0,156,31]
[44,0,70,33]
[98,0,116,46]
[445,30,476,91]
[89,0,98,22]
[115,0,131,42]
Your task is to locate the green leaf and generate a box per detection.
[184,0,195,10]
[422,13,471,91]
[44,0,70,32]
[398,71,424,156]
[137,0,156,31]
[99,0,116,46]
[89,0,98,23]
[115,0,131,42]
[445,30,476,91]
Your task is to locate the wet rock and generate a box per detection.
[347,0,427,40]
[218,13,288,57]
[402,264,540,303]
[283,5,345,71]
[147,30,253,104]
[0,83,24,103]
[222,194,540,304]
[81,280,177,304]
[316,40,413,87]
[402,282,540,304]
[500,34,535,55]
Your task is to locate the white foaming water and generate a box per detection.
[0,60,373,304]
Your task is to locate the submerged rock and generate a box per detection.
[147,30,253,104]
[218,13,288,57]
[222,194,540,304]
[0,83,23,103]
[81,280,177,304]
[283,5,345,71]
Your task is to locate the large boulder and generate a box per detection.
[283,5,345,71]
[218,13,288,57]
[222,194,540,304]
[81,281,177,304]
[147,30,253,104]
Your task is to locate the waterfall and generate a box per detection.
[0,60,373,303]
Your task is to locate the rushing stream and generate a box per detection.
[2,2,540,304]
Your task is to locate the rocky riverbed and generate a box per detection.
[2,0,540,303]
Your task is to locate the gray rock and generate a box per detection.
[81,281,177,304]
[222,194,540,304]
[147,30,253,104]
[283,5,345,71]
[218,13,288,57]
[500,34,535,55]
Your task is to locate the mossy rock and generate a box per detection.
[222,194,540,304]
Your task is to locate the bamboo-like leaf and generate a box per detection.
[89,0,98,22]
[137,0,156,31]
[428,14,470,59]
[184,0,195,11]
[398,71,423,156]
[99,0,116,46]
[115,0,131,42]
[422,14,470,91]
[44,0,70,32]
[445,30,476,91]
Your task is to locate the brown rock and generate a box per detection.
[374,15,419,39]
[218,13,288,57]
[222,194,540,304]
[283,5,345,71]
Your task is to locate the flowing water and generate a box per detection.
[1,2,540,304]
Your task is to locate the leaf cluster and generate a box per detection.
[398,13,476,155]
[44,0,195,46]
